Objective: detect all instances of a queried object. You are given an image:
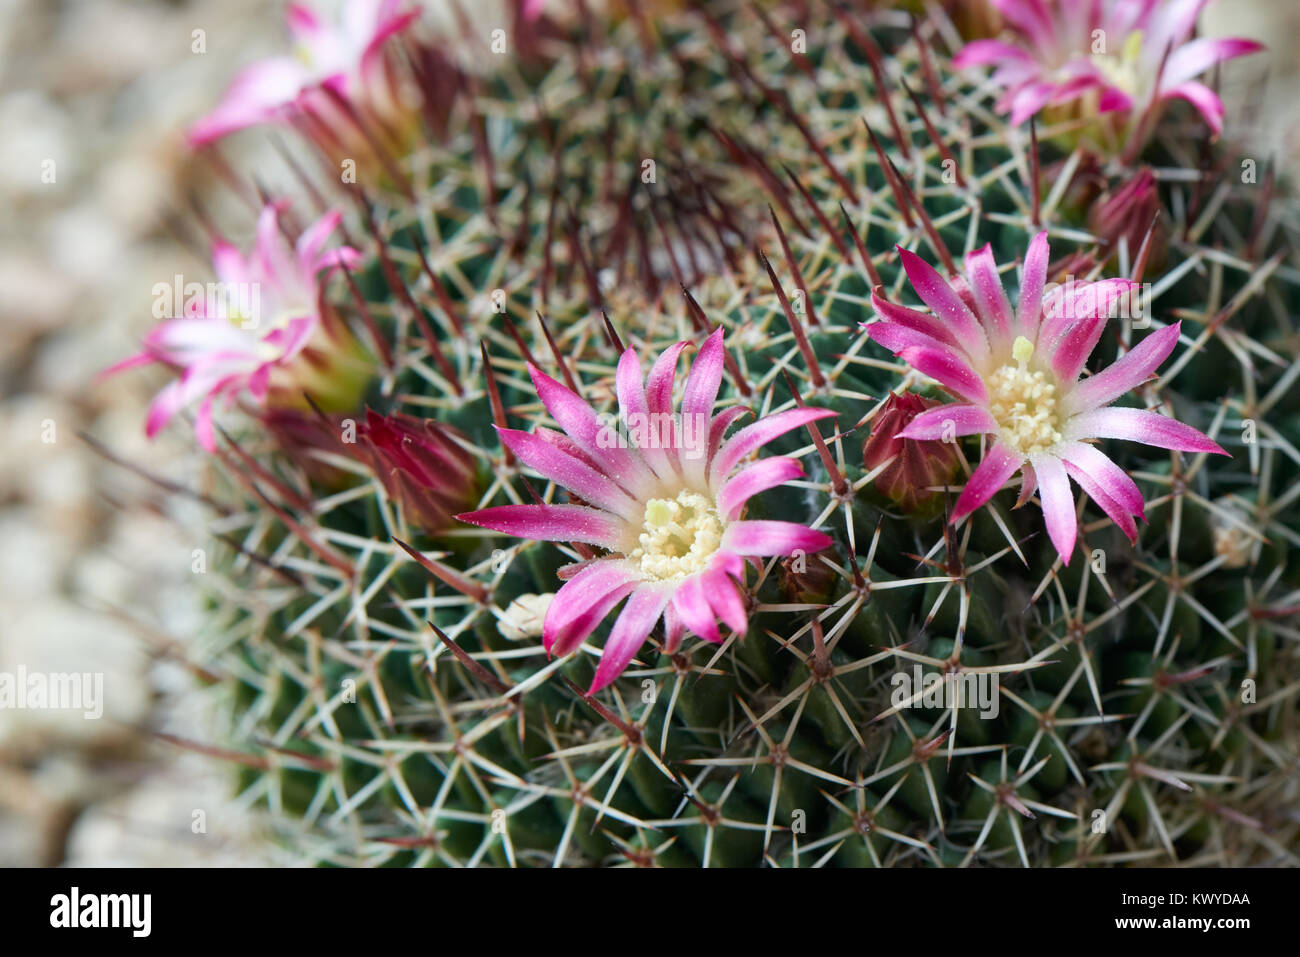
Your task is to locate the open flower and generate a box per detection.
[953,0,1263,136]
[188,0,419,147]
[865,232,1227,564]
[456,330,835,693]
[108,201,367,452]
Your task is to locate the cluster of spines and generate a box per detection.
[140,0,1300,867]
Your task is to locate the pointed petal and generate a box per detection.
[1031,453,1078,564]
[1067,407,1228,455]
[703,568,748,635]
[720,521,833,557]
[528,363,654,498]
[965,244,1014,345]
[1018,231,1050,339]
[545,560,642,656]
[1062,460,1138,543]
[1065,322,1181,413]
[662,601,687,654]
[898,403,998,441]
[898,247,989,360]
[953,39,1035,68]
[681,330,726,487]
[951,441,1024,522]
[897,346,988,404]
[706,405,752,470]
[710,407,836,485]
[1162,38,1264,91]
[682,329,725,422]
[645,340,688,417]
[1057,441,1146,519]
[495,427,641,522]
[672,575,720,644]
[616,347,674,482]
[1044,279,1138,382]
[869,290,959,347]
[455,504,631,549]
[589,584,672,693]
[1161,81,1226,136]
[867,321,964,358]
[717,458,805,521]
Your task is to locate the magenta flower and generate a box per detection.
[457,330,836,693]
[188,0,418,146]
[953,0,1263,136]
[108,201,365,452]
[865,232,1227,564]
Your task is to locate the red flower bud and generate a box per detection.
[863,392,961,512]
[354,410,482,534]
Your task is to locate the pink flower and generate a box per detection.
[456,330,836,693]
[188,0,418,146]
[108,201,364,452]
[865,232,1227,564]
[953,0,1263,136]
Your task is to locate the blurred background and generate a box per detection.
[0,0,1293,866]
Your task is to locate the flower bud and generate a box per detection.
[863,392,961,512]
[354,410,482,534]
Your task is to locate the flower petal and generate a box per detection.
[951,441,1024,522]
[720,520,833,557]
[1030,453,1078,564]
[673,574,720,644]
[1018,230,1049,339]
[710,407,836,485]
[1162,38,1264,91]
[545,559,642,656]
[1065,322,1181,413]
[1067,407,1228,455]
[953,39,1035,68]
[495,427,641,522]
[662,601,687,654]
[616,347,674,483]
[897,346,988,404]
[1057,441,1146,519]
[528,363,654,498]
[1062,459,1138,544]
[1161,81,1225,136]
[965,244,1014,346]
[703,567,748,635]
[898,247,989,360]
[589,583,672,693]
[898,403,998,441]
[716,458,805,521]
[455,504,631,549]
[187,57,307,145]
[1044,279,1138,382]
[680,329,726,487]
[869,289,960,347]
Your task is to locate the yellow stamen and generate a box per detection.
[987,337,1063,455]
[629,490,723,581]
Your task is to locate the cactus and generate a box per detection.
[117,0,1300,867]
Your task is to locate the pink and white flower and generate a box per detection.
[456,330,836,693]
[108,201,364,452]
[953,0,1264,136]
[865,232,1227,564]
[188,0,419,146]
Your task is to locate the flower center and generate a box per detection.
[1089,29,1145,96]
[986,336,1063,455]
[630,490,723,581]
